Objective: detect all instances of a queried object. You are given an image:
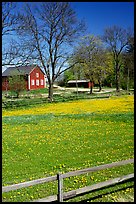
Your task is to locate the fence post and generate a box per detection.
[57,173,63,202]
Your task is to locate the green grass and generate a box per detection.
[2,110,134,202]
[2,87,48,96]
[2,92,110,109]
[2,88,49,109]
[2,87,134,109]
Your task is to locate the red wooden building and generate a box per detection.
[67,80,93,88]
[2,65,47,91]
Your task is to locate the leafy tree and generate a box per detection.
[124,37,134,91]
[102,25,133,93]
[94,50,114,91]
[8,70,26,98]
[72,35,102,93]
[64,69,75,84]
[71,35,114,93]
[64,63,85,84]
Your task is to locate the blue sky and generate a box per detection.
[2,2,134,72]
[15,2,134,36]
[70,2,134,36]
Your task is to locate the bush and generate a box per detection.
[121,83,127,90]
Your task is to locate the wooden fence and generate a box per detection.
[2,158,134,202]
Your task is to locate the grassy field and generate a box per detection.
[2,95,134,202]
[2,87,133,109]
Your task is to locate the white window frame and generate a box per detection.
[31,79,35,86]
[41,79,44,86]
[36,73,39,78]
[36,79,39,86]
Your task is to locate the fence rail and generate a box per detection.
[2,158,134,202]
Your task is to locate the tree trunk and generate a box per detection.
[115,62,120,93]
[76,79,78,97]
[127,66,129,93]
[16,91,19,98]
[48,83,53,102]
[89,80,93,94]
[98,79,102,92]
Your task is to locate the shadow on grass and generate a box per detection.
[54,178,134,203]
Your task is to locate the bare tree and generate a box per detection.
[2,2,20,68]
[102,25,133,93]
[2,2,45,70]
[15,2,85,102]
[3,39,20,66]
[2,2,17,36]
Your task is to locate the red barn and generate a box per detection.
[2,65,47,91]
[67,80,93,88]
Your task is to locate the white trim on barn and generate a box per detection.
[68,80,90,83]
[28,75,30,90]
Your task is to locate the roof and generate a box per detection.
[68,80,90,83]
[2,65,44,77]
